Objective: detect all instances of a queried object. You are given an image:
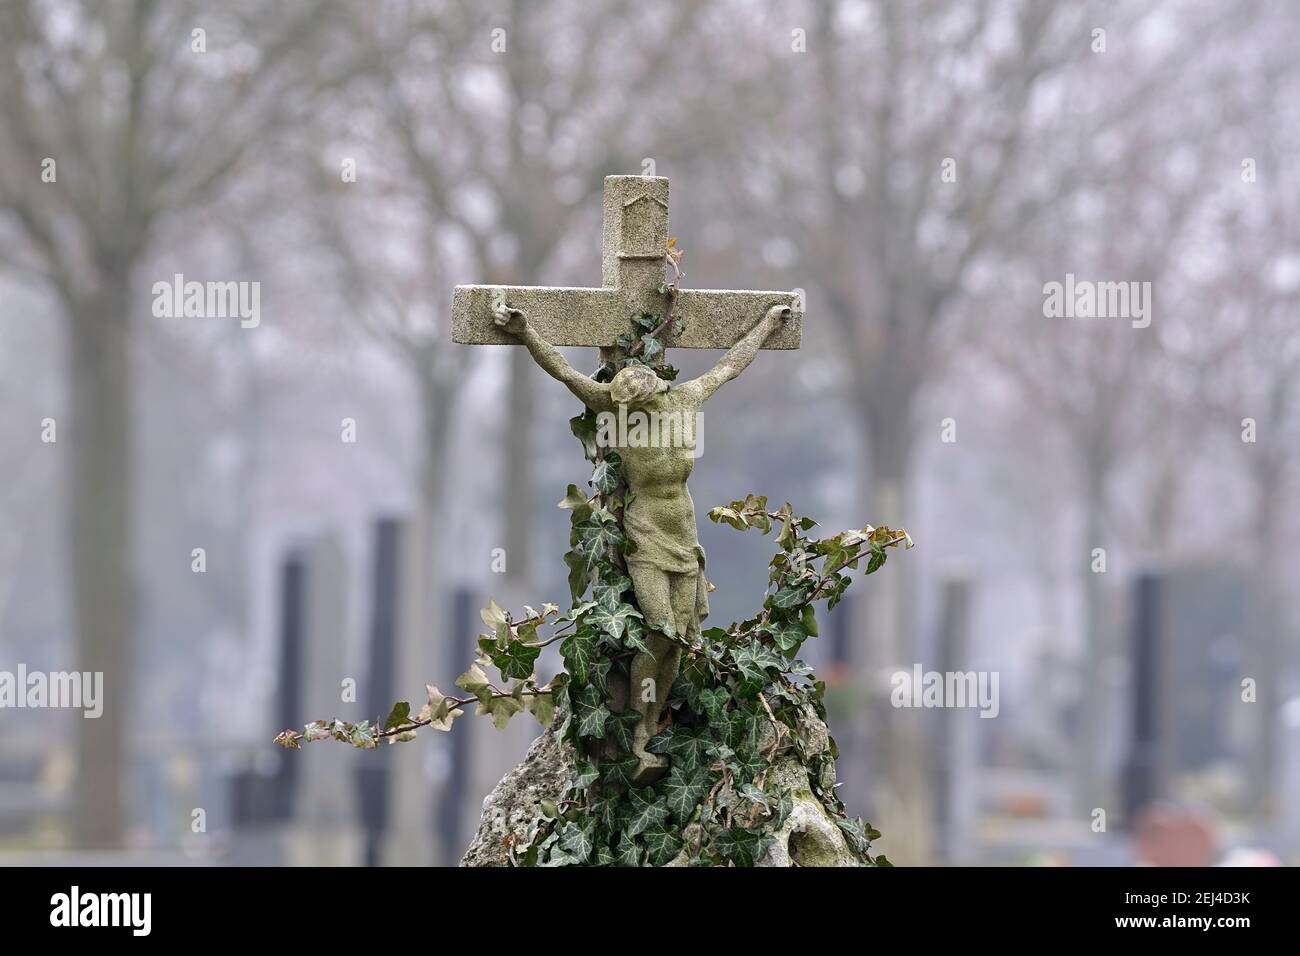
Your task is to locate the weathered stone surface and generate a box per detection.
[452,175,801,349]
[451,284,800,349]
[461,711,863,867]
[758,756,860,867]
[459,724,572,867]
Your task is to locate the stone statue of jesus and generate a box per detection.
[494,302,794,782]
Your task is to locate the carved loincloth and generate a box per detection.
[623,497,710,625]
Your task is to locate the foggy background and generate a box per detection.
[0,0,1296,866]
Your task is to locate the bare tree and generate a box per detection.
[0,0,363,847]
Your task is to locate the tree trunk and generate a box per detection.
[1075,458,1107,812]
[1245,464,1283,816]
[851,391,933,864]
[383,366,455,864]
[67,286,133,849]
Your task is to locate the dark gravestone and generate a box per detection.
[1162,567,1244,770]
[1123,571,1167,824]
[231,551,305,826]
[356,518,401,867]
[437,588,475,865]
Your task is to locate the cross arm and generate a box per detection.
[452,284,624,347]
[670,289,802,350]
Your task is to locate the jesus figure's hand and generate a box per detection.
[492,298,528,336]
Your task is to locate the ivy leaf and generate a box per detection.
[770,583,811,609]
[570,760,600,791]
[600,755,640,790]
[349,720,378,749]
[738,783,772,812]
[476,694,524,730]
[836,816,877,855]
[577,700,610,738]
[642,826,684,866]
[637,333,664,365]
[586,601,643,643]
[557,820,596,862]
[621,616,650,655]
[526,690,555,728]
[606,709,644,753]
[773,791,794,829]
[713,827,771,866]
[570,409,599,461]
[564,549,591,601]
[557,483,593,521]
[382,701,410,731]
[592,574,633,609]
[539,848,579,868]
[731,747,768,782]
[623,787,671,837]
[866,546,887,574]
[416,681,462,733]
[663,766,709,821]
[616,834,643,867]
[730,643,784,685]
[697,686,729,722]
[560,632,598,683]
[648,727,708,774]
[594,845,618,867]
[591,452,623,494]
[455,664,493,703]
[800,604,819,638]
[491,639,540,681]
[572,514,626,570]
[765,618,806,654]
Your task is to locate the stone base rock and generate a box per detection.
[461,714,862,867]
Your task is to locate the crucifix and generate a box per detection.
[453,175,802,783]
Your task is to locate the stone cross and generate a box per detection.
[452,174,802,785]
[452,175,801,354]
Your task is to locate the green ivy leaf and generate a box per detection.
[557,820,596,862]
[591,452,623,494]
[570,409,599,461]
[570,760,600,791]
[455,664,492,703]
[770,583,812,609]
[557,483,593,521]
[616,833,643,867]
[623,787,670,837]
[561,632,598,683]
[697,686,729,722]
[383,701,411,731]
[663,765,709,821]
[477,694,524,730]
[606,708,644,753]
[526,690,555,728]
[586,601,643,644]
[642,826,684,866]
[492,639,540,680]
[577,700,610,738]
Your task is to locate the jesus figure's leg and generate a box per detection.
[627,563,692,784]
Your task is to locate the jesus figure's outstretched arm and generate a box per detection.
[494,306,613,412]
[677,304,794,404]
